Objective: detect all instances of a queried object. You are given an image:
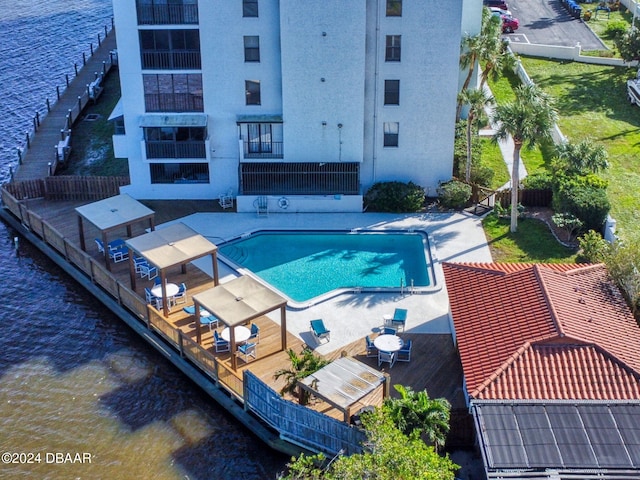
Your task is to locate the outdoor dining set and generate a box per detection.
[366,308,412,369]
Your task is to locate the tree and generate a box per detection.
[457,88,493,182]
[278,409,459,480]
[274,348,329,404]
[554,138,609,175]
[491,84,558,232]
[382,385,451,452]
[605,239,640,316]
[615,27,640,62]
[457,9,502,120]
[478,37,516,90]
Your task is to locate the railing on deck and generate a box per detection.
[4,176,129,201]
[0,185,364,457]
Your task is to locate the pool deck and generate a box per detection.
[171,211,492,356]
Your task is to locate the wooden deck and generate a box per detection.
[9,196,467,418]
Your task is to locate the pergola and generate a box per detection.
[75,194,155,271]
[192,275,288,371]
[125,222,219,316]
[298,356,389,422]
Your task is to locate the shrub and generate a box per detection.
[577,230,610,263]
[553,182,610,232]
[364,181,425,212]
[604,21,628,40]
[522,171,553,189]
[437,180,472,209]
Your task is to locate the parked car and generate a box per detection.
[489,6,513,17]
[490,8,519,33]
[627,71,640,106]
[483,0,509,10]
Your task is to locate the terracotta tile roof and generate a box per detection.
[443,262,640,401]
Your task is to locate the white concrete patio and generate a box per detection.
[166,211,492,355]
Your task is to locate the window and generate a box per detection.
[385,35,401,62]
[150,162,209,184]
[243,0,258,17]
[245,80,261,105]
[143,74,203,112]
[139,29,201,69]
[136,0,199,25]
[384,80,400,105]
[244,36,260,62]
[383,122,399,147]
[386,0,402,16]
[144,126,206,158]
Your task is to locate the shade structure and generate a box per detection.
[75,193,155,271]
[125,222,219,316]
[298,356,388,422]
[192,275,288,370]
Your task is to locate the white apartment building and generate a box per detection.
[112,0,481,212]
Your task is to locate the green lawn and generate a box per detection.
[483,213,578,263]
[519,57,640,241]
[479,138,510,189]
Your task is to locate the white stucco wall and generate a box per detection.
[279,0,366,164]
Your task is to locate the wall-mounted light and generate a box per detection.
[321,77,325,82]
[322,121,327,126]
[322,32,327,37]
[338,123,343,129]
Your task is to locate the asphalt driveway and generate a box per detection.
[504,0,606,50]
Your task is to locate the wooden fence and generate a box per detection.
[494,188,552,208]
[244,371,366,455]
[4,176,129,201]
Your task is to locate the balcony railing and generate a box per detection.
[243,141,283,159]
[141,51,201,70]
[146,141,206,159]
[137,4,199,25]
[144,93,204,112]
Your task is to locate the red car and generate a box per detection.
[499,13,519,33]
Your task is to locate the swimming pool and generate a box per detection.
[218,230,435,305]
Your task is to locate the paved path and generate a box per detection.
[14,32,117,182]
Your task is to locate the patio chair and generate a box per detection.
[391,308,408,332]
[144,287,155,304]
[137,259,158,280]
[397,339,412,362]
[213,331,230,352]
[173,282,187,304]
[310,319,330,344]
[365,335,378,358]
[248,323,260,343]
[383,326,397,336]
[237,342,257,362]
[200,315,219,332]
[378,350,396,369]
[95,238,105,254]
[108,245,129,263]
[254,196,269,217]
[219,189,234,210]
[154,276,162,286]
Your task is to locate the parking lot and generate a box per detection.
[502,0,606,50]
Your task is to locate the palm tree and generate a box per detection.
[554,138,609,175]
[274,348,329,404]
[479,37,516,89]
[458,88,494,182]
[457,9,502,120]
[492,84,558,232]
[382,385,451,451]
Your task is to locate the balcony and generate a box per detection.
[144,93,204,112]
[243,141,283,159]
[141,51,201,70]
[145,141,206,159]
[137,4,199,25]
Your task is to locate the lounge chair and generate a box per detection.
[213,331,230,352]
[237,342,257,362]
[391,308,407,332]
[219,189,234,209]
[173,282,187,304]
[397,339,412,362]
[365,335,378,358]
[254,196,269,217]
[310,319,330,344]
[378,350,396,369]
[200,315,219,332]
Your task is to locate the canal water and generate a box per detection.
[0,1,288,478]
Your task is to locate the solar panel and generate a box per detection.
[578,405,632,468]
[609,404,640,467]
[476,405,528,468]
[546,404,596,468]
[513,404,562,467]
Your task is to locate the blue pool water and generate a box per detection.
[220,231,431,303]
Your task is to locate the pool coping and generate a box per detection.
[214,227,443,310]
